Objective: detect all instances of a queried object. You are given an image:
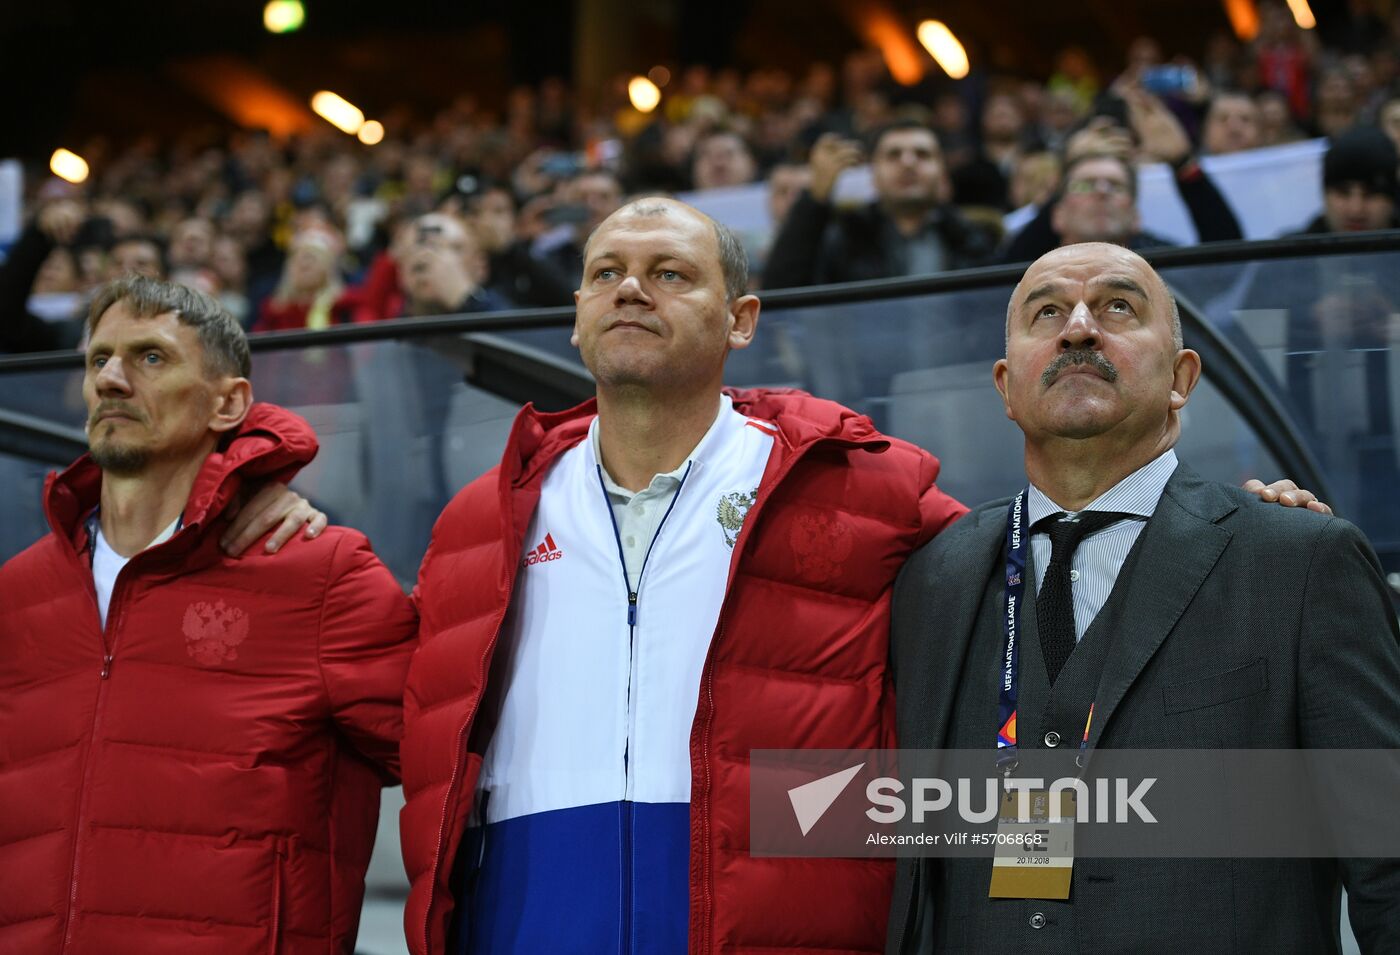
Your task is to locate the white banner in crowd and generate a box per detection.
[1137,138,1327,242]
[0,160,22,249]
[682,138,1329,249]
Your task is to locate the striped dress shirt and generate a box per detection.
[1027,449,1179,641]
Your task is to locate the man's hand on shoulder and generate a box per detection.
[221,483,328,557]
[1242,478,1332,515]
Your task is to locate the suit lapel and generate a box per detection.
[1086,467,1237,749]
[912,505,1008,750]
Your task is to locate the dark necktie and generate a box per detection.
[1035,510,1128,685]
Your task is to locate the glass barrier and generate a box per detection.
[1160,249,1400,576]
[3,238,1397,584]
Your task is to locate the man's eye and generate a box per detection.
[659,270,682,281]
[595,268,618,281]
[144,352,162,364]
[91,356,107,368]
[1036,305,1060,319]
[1106,299,1132,313]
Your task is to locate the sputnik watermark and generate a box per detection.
[864,774,1157,825]
[787,763,1155,836]
[753,749,1400,858]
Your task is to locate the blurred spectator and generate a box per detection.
[1256,89,1307,145]
[691,129,758,191]
[353,212,509,326]
[529,168,624,291]
[1314,66,1361,138]
[210,235,251,326]
[167,217,216,271]
[1001,86,1243,262]
[461,181,574,307]
[764,121,998,289]
[1202,32,1247,91]
[105,236,165,281]
[765,162,813,233]
[1202,91,1262,154]
[932,92,975,170]
[0,200,88,353]
[225,190,285,303]
[254,229,349,332]
[1048,47,1100,112]
[1009,151,1063,210]
[1291,125,1399,233]
[952,93,1037,209]
[1050,153,1161,247]
[1323,0,1387,56]
[1254,1,1317,119]
[1125,36,1164,76]
[1034,88,1084,153]
[1379,91,1400,153]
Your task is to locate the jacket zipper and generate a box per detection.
[421,455,551,955]
[61,570,131,952]
[597,460,692,953]
[691,435,875,953]
[420,608,505,955]
[268,837,285,955]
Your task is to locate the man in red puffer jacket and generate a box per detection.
[399,198,968,955]
[0,276,416,955]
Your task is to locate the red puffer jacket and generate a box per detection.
[401,388,967,954]
[0,403,418,955]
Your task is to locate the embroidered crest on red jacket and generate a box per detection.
[789,513,854,583]
[183,600,250,665]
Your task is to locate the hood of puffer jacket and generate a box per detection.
[42,401,319,552]
[500,386,891,489]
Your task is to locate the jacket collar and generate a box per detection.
[500,386,891,491]
[44,402,320,556]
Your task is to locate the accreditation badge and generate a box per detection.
[987,788,1075,900]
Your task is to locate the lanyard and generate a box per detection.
[997,491,1029,771]
[596,461,692,630]
[999,489,1093,774]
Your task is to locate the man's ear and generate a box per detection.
[727,294,760,351]
[209,378,253,435]
[1169,348,1202,412]
[993,358,1016,421]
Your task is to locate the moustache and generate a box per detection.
[1041,350,1119,388]
[88,402,146,429]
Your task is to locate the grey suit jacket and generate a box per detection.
[887,465,1400,954]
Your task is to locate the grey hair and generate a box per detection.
[88,274,251,378]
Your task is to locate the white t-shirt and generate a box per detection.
[92,517,180,628]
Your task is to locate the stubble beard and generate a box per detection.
[90,432,150,476]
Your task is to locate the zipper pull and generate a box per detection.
[628,592,638,627]
[100,655,113,679]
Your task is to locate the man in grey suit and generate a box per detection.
[887,242,1400,953]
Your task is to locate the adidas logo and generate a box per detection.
[522,533,563,567]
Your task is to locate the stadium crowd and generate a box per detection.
[5,0,1400,354]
